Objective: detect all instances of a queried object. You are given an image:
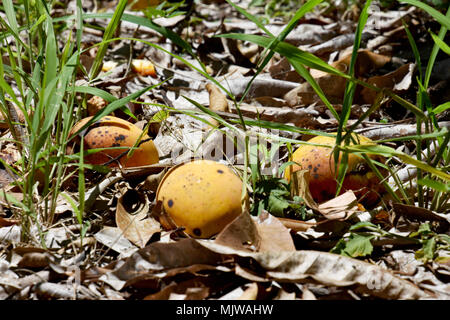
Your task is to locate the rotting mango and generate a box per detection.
[285,133,386,207]
[68,116,159,168]
[156,160,246,238]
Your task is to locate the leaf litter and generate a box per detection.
[0,0,449,300]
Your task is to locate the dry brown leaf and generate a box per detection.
[35,282,97,300]
[0,270,50,293]
[0,225,21,244]
[285,50,391,106]
[256,211,296,252]
[142,168,169,192]
[307,33,358,56]
[317,190,359,220]
[284,75,346,106]
[238,282,258,300]
[144,279,211,300]
[229,103,322,128]
[121,163,172,181]
[224,77,298,99]
[361,63,415,104]
[115,189,160,248]
[310,50,391,78]
[392,203,450,231]
[290,169,319,210]
[0,217,20,227]
[17,252,50,269]
[196,241,429,300]
[102,238,223,290]
[277,217,316,232]
[214,211,261,252]
[206,83,230,128]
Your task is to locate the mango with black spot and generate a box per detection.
[68,116,159,168]
[156,160,246,238]
[285,133,386,207]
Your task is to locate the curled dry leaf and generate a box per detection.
[87,96,108,117]
[310,50,391,78]
[214,211,261,252]
[277,217,316,232]
[142,168,169,192]
[285,50,391,106]
[206,83,230,128]
[144,278,212,300]
[0,270,50,293]
[35,282,97,300]
[392,203,450,231]
[361,63,415,104]
[317,190,359,220]
[229,103,322,128]
[290,169,319,211]
[222,77,298,100]
[196,241,429,300]
[17,252,50,269]
[101,238,223,290]
[0,225,21,244]
[116,189,161,248]
[255,211,296,252]
[0,217,20,227]
[238,282,258,300]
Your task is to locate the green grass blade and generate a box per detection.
[400,0,450,30]
[89,0,127,79]
[433,102,450,114]
[43,18,58,89]
[430,30,450,55]
[74,86,118,102]
[423,7,449,88]
[417,178,450,193]
[53,12,201,69]
[218,33,347,77]
[342,144,450,181]
[69,83,162,138]
[335,0,373,196]
[225,0,273,35]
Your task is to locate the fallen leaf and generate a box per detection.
[361,63,415,104]
[277,217,316,232]
[116,189,161,248]
[285,50,391,106]
[317,190,359,220]
[100,238,224,290]
[206,83,230,128]
[215,211,261,252]
[256,211,296,252]
[289,169,319,210]
[197,241,429,300]
[392,203,450,232]
[94,226,139,258]
[17,252,50,269]
[0,225,21,244]
[238,282,258,300]
[0,217,20,227]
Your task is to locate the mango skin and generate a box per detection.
[285,134,386,207]
[69,116,159,168]
[156,160,245,238]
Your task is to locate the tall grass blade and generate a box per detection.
[89,0,127,79]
